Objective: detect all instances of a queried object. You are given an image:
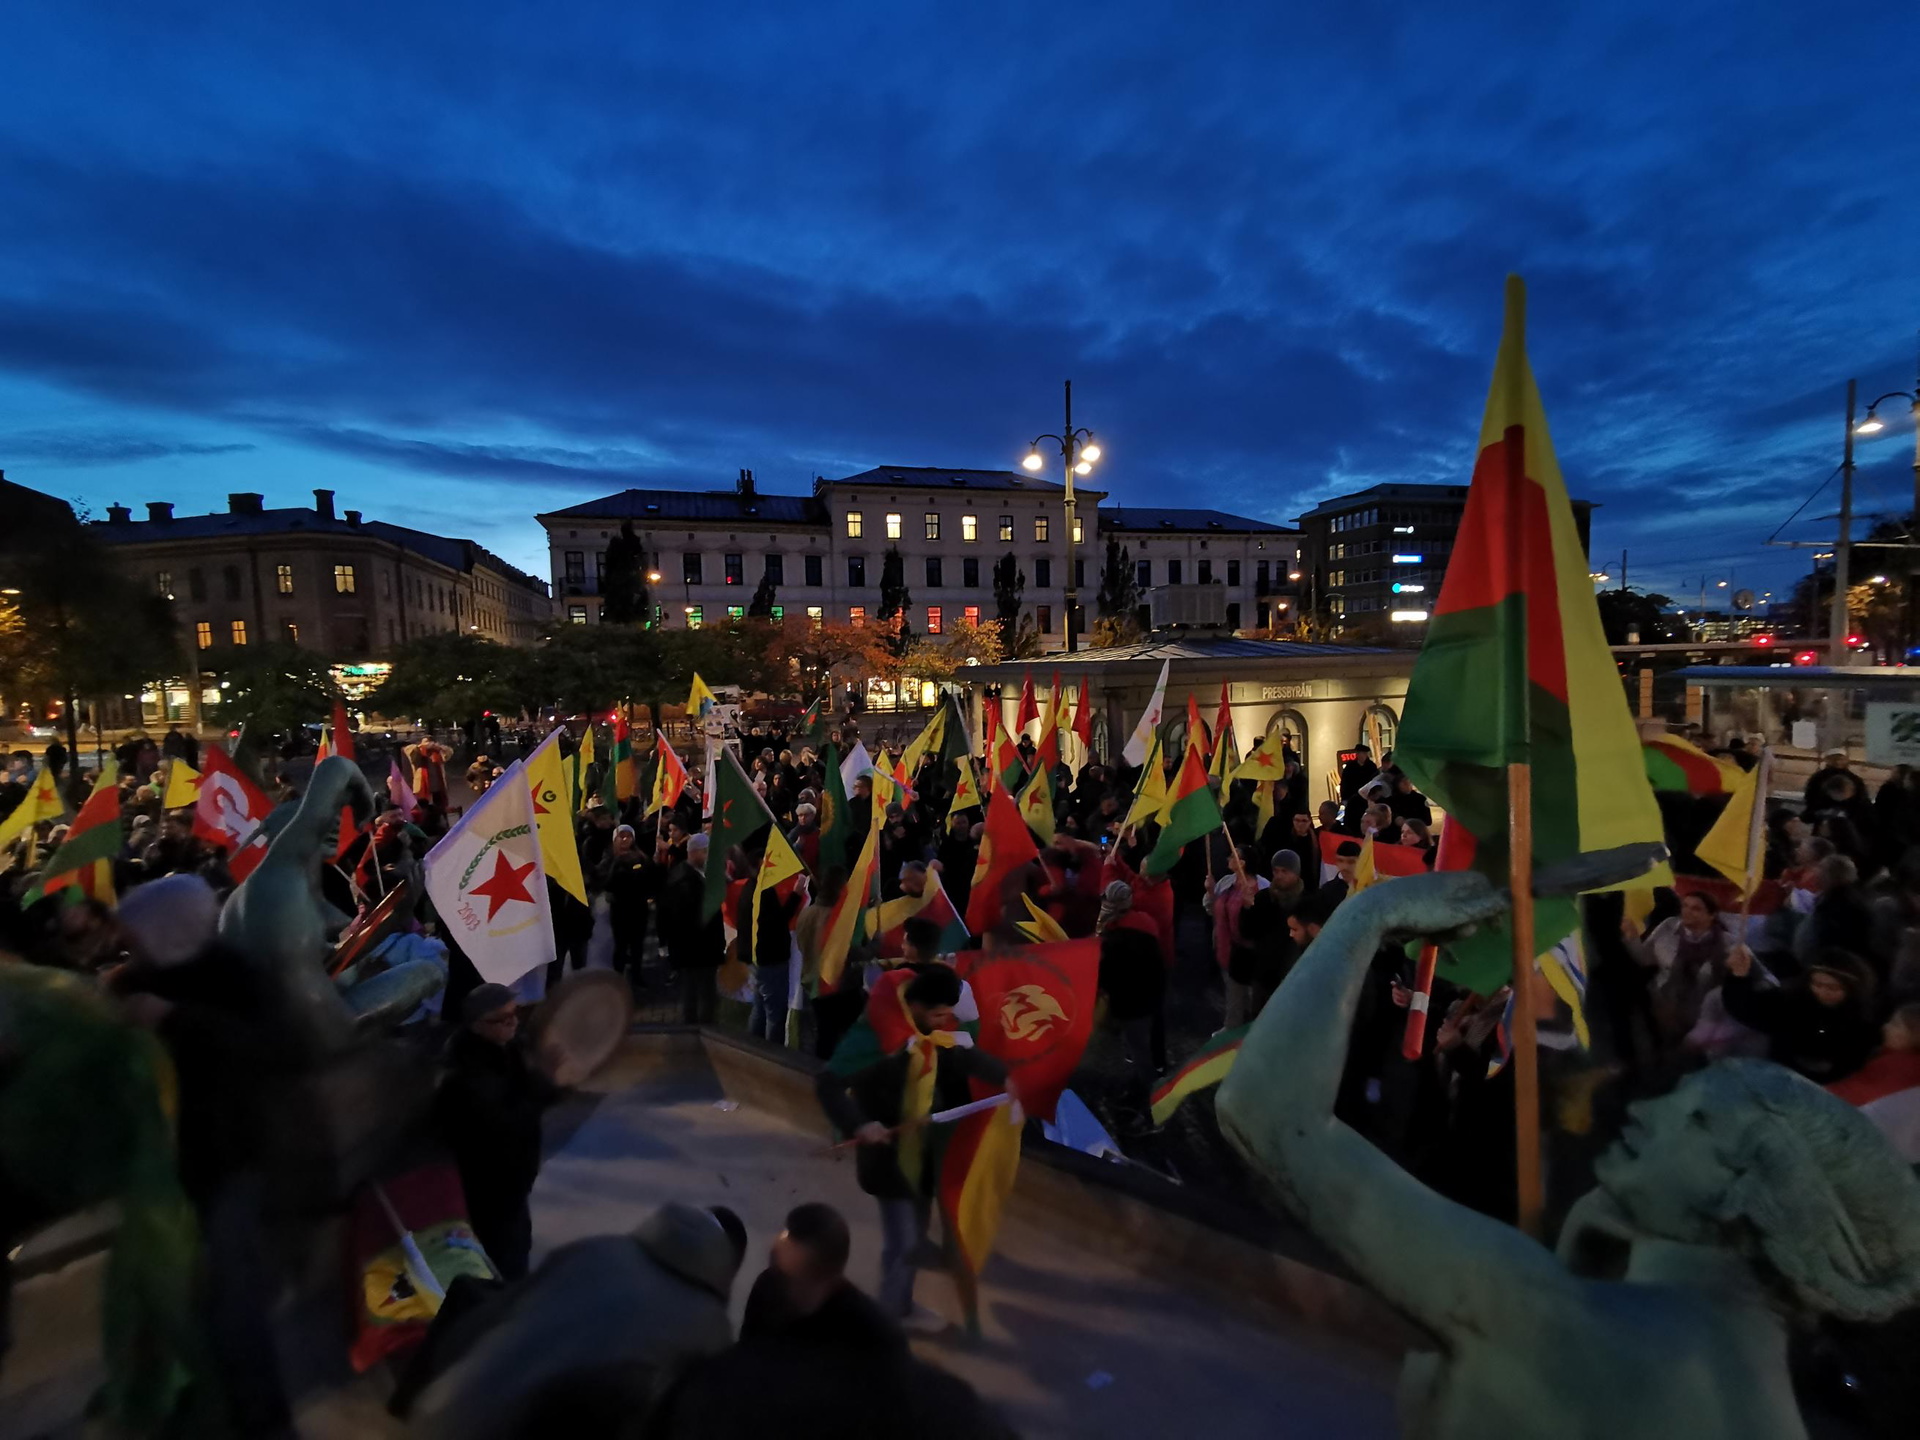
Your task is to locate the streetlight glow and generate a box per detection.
[646,570,662,583]
[1074,459,1093,475]
[1022,451,1044,472]
[1856,415,1887,436]
[1080,442,1102,463]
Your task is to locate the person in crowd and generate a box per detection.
[1386,773,1431,826]
[1803,747,1861,816]
[1338,743,1379,822]
[1720,945,1879,1085]
[602,822,656,994]
[661,833,724,1023]
[937,809,979,917]
[1212,845,1273,1029]
[1792,853,1879,980]
[1318,839,1361,912]
[1248,851,1308,1010]
[436,983,578,1280]
[1623,890,1736,1055]
[1096,880,1166,1113]
[740,1201,904,1354]
[740,851,806,1043]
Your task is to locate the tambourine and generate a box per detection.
[530,969,635,1081]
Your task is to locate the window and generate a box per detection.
[848,556,866,588]
[188,567,206,601]
[806,605,823,627]
[1167,559,1182,584]
[849,605,867,628]
[926,605,943,635]
[727,605,745,620]
[285,621,300,643]
[683,552,703,585]
[1256,560,1270,590]
[1072,517,1084,544]
[1035,558,1052,588]
[687,606,704,629]
[765,553,785,585]
[963,557,980,588]
[195,621,212,649]
[999,514,1014,541]
[1075,559,1086,588]
[925,557,942,587]
[275,564,294,595]
[924,512,940,541]
[725,553,743,586]
[230,619,248,646]
[334,564,356,594]
[1036,605,1053,634]
[769,605,784,621]
[804,553,823,587]
[1198,559,1214,584]
[1034,515,1050,542]
[221,565,241,601]
[1227,560,1241,586]
[1225,603,1241,630]
[1135,559,1150,589]
[564,551,585,584]
[962,514,978,543]
[380,571,392,600]
[845,510,866,539]
[963,605,980,626]
[884,513,902,540]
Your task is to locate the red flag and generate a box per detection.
[194,743,275,881]
[964,938,1100,1121]
[1212,681,1232,757]
[965,783,1044,937]
[1015,675,1039,732]
[1185,693,1210,759]
[1072,677,1094,752]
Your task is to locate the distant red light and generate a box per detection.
[1848,634,1868,647]
[1752,634,1773,647]
[1794,650,1819,666]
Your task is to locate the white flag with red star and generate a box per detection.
[422,758,555,985]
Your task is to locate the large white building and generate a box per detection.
[535,468,1300,651]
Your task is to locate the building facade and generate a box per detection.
[94,488,553,660]
[1100,508,1302,634]
[1295,482,1592,636]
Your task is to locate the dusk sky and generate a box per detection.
[4,4,1919,611]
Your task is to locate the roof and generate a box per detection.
[826,465,1079,495]
[92,507,548,591]
[1101,507,1296,535]
[972,636,1401,682]
[1294,483,1471,521]
[1672,665,1920,690]
[538,488,823,525]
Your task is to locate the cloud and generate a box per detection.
[0,428,254,466]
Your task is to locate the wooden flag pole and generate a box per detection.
[1507,760,1545,1239]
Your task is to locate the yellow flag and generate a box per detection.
[162,757,201,809]
[1227,732,1289,786]
[1352,836,1380,892]
[1696,751,1767,896]
[1017,764,1055,843]
[1253,780,1277,836]
[898,706,947,781]
[0,764,61,852]
[751,824,806,944]
[1015,892,1070,944]
[950,755,982,813]
[1124,733,1170,828]
[687,672,719,718]
[526,730,587,904]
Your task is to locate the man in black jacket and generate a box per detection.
[661,833,723,1023]
[741,1202,904,1357]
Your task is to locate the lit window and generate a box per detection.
[334,564,356,594]
[963,605,980,625]
[195,621,212,649]
[725,554,743,585]
[1036,605,1053,633]
[1035,516,1050,542]
[276,564,294,595]
[885,513,902,540]
[284,621,299,643]
[849,605,866,628]
[999,514,1013,541]
[847,511,864,538]
[727,605,745,620]
[961,514,977,542]
[1072,518,1083,543]
[569,606,588,624]
[924,512,940,541]
[230,620,248,645]
[769,605,784,621]
[156,571,173,598]
[926,606,943,635]
[687,606,704,629]
[806,605,823,628]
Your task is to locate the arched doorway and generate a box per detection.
[1265,707,1308,778]
[1360,703,1399,760]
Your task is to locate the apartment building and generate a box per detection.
[1100,508,1303,633]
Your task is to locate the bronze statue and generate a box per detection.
[1218,866,1920,1439]
[219,755,445,1057]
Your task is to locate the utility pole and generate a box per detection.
[1062,380,1079,653]
[1830,380,1857,666]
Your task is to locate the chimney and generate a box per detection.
[146,501,174,523]
[738,468,756,499]
[228,492,264,514]
[345,509,363,527]
[106,503,132,524]
[313,488,335,519]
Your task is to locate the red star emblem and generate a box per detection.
[1254,751,1277,769]
[531,784,553,815]
[469,848,538,920]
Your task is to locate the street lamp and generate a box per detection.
[1853,345,1920,652]
[1023,379,1101,653]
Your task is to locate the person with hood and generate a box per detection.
[1720,945,1879,1084]
[407,1202,748,1440]
[601,822,656,994]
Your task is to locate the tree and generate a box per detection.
[370,632,532,724]
[1096,539,1139,620]
[877,546,913,656]
[766,615,894,701]
[599,519,650,625]
[1594,588,1689,645]
[899,615,1005,685]
[747,568,778,619]
[991,552,1026,653]
[211,643,341,765]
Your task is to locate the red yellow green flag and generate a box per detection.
[1392,277,1667,994]
[817,802,882,992]
[1141,740,1221,877]
[27,760,121,904]
[702,748,778,921]
[1149,1023,1250,1125]
[1642,733,1736,796]
[611,710,637,802]
[647,735,688,815]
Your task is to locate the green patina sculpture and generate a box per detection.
[219,755,445,1056]
[1217,862,1920,1440]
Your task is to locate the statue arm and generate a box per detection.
[1216,870,1575,1339]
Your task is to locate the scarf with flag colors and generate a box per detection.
[421,759,555,985]
[648,735,689,815]
[161,758,200,810]
[1149,1023,1251,1125]
[965,783,1044,936]
[1351,834,1430,892]
[1391,276,1667,997]
[610,710,637,802]
[816,798,883,993]
[1122,659,1170,766]
[1016,762,1055,844]
[1641,733,1736,795]
[1014,675,1039,733]
[525,729,588,904]
[25,760,119,904]
[702,747,778,921]
[192,744,273,882]
[1124,733,1171,828]
[1142,740,1222,877]
[0,763,63,858]
[864,871,969,957]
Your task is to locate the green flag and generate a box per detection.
[818,743,851,878]
[1142,742,1222,878]
[702,747,778,921]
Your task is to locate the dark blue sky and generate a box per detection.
[4,4,1919,610]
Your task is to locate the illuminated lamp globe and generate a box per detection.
[1856,415,1887,436]
[1081,442,1102,462]
[1022,452,1044,471]
[1074,460,1093,475]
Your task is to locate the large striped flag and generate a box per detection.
[816,802,883,993]
[1393,277,1667,995]
[864,870,969,957]
[1149,1024,1251,1125]
[26,760,121,904]
[1141,740,1221,877]
[1642,733,1736,796]
[647,735,689,816]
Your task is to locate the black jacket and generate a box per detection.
[1098,919,1166,1022]
[436,1030,557,1215]
[661,862,723,969]
[815,1045,1008,1199]
[1719,973,1877,1083]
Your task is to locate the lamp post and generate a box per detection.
[1852,338,1920,658]
[1023,380,1101,653]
